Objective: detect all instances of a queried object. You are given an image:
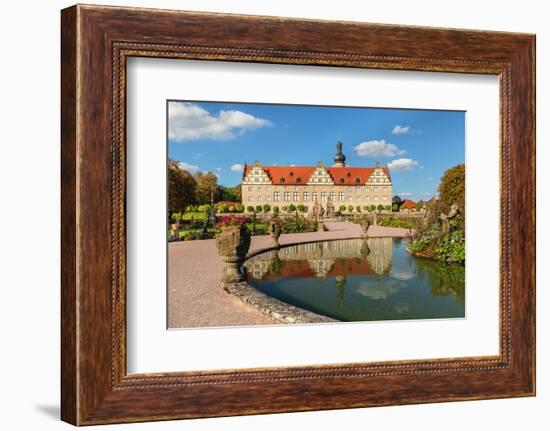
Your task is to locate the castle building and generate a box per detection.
[241,142,392,212]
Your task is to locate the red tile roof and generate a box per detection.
[244,165,390,185]
[401,199,417,208]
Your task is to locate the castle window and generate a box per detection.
[338,192,345,201]
[280,177,285,183]
[296,177,301,183]
[293,192,299,202]
[303,192,309,201]
[312,192,318,201]
[330,192,336,201]
[284,191,290,201]
[274,191,280,202]
[321,192,327,202]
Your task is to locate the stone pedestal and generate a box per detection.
[268,218,282,247]
[360,219,370,238]
[215,225,251,286]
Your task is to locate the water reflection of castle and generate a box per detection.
[245,238,393,280]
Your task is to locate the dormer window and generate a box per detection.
[296,177,301,183]
[289,171,294,177]
[340,178,345,184]
[347,172,351,177]
[280,177,285,183]
[355,178,361,184]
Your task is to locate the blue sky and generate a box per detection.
[168,101,464,201]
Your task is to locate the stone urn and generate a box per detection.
[360,219,371,238]
[268,218,282,247]
[215,224,251,285]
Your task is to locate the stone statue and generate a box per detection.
[311,201,319,221]
[439,204,460,233]
[326,198,335,219]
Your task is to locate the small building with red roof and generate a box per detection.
[241,142,392,212]
[400,199,417,211]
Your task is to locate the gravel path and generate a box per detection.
[168,221,412,329]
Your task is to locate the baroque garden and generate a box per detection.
[168,141,466,328]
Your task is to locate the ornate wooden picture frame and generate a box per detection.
[61,4,535,425]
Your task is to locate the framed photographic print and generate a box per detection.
[61,4,535,425]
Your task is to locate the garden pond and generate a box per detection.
[244,238,465,322]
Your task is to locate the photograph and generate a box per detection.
[167,101,466,328]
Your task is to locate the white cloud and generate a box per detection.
[392,125,411,135]
[399,192,414,197]
[216,167,223,172]
[230,163,244,173]
[353,140,406,157]
[388,158,419,172]
[177,161,199,174]
[169,102,272,141]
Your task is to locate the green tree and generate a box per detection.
[392,195,402,206]
[369,204,376,211]
[348,205,354,212]
[356,205,362,213]
[218,204,228,213]
[246,205,254,213]
[168,163,197,214]
[217,184,242,203]
[385,205,391,211]
[255,205,262,213]
[339,204,347,212]
[438,163,465,213]
[392,203,399,212]
[194,171,219,204]
[288,204,296,212]
[235,204,244,213]
[363,205,369,211]
[297,204,306,213]
[263,204,271,213]
[377,204,384,211]
[273,206,280,214]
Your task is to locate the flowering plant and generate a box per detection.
[215,215,249,228]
